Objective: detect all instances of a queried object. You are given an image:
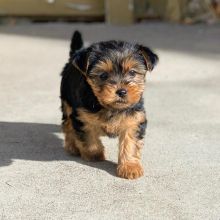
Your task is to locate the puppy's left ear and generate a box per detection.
[72,49,89,75]
[139,46,159,71]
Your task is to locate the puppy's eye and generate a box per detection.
[128,70,136,77]
[99,72,109,81]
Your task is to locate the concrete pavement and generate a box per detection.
[0,22,220,220]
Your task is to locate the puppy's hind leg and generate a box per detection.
[62,101,80,156]
[63,119,80,156]
[78,128,105,162]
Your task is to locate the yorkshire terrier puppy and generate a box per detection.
[60,31,158,179]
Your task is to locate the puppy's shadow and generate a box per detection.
[0,121,117,176]
[71,156,117,177]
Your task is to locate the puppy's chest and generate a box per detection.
[100,113,123,137]
[78,108,126,137]
[78,108,145,137]
[96,110,125,137]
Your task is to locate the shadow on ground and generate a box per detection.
[0,22,220,56]
[0,121,117,176]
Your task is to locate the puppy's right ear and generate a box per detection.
[72,49,89,74]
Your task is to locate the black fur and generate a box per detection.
[83,41,149,75]
[140,46,158,70]
[61,31,158,140]
[136,119,147,140]
[69,31,83,57]
[72,40,158,76]
[60,63,102,140]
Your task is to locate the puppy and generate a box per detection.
[60,31,158,179]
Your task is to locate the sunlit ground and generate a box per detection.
[0,22,219,219]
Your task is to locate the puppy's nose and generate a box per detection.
[116,89,127,98]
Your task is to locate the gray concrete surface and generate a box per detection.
[0,22,220,220]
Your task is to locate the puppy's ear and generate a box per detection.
[72,49,89,74]
[139,46,158,71]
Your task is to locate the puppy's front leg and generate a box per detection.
[117,123,146,179]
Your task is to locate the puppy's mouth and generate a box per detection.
[115,99,127,104]
[110,99,131,109]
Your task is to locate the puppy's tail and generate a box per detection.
[69,30,83,57]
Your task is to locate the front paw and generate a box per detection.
[117,162,144,179]
[81,150,105,162]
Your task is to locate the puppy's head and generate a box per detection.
[72,41,158,110]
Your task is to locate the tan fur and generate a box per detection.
[117,117,144,179]
[117,162,144,179]
[95,59,113,73]
[87,79,145,110]
[77,108,145,179]
[122,56,140,73]
[63,101,72,117]
[124,82,145,106]
[62,101,105,161]
[62,53,149,179]
[62,101,80,156]
[87,79,118,108]
[62,96,145,179]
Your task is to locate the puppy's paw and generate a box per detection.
[81,151,105,162]
[117,162,144,179]
[64,144,80,156]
